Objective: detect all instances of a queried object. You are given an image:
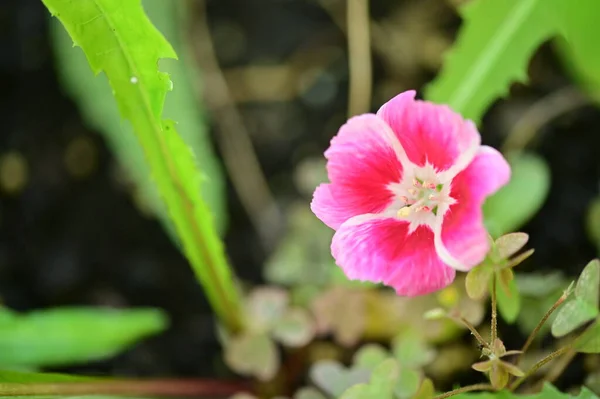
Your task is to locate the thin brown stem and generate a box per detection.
[433,383,493,399]
[491,274,498,344]
[347,0,372,116]
[457,316,490,350]
[0,379,250,397]
[527,349,577,393]
[517,293,567,365]
[509,346,571,391]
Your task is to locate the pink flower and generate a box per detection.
[311,91,511,296]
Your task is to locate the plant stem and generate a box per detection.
[457,315,490,350]
[0,379,250,397]
[509,346,570,391]
[491,273,498,344]
[517,293,566,365]
[528,349,577,393]
[347,0,372,116]
[433,383,493,399]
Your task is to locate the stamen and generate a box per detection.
[415,205,431,213]
[412,178,421,187]
[397,206,412,217]
[400,196,409,203]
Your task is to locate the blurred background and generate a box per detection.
[1,0,599,385]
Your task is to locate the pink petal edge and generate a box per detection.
[332,216,456,296]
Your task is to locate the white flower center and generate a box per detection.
[387,164,456,231]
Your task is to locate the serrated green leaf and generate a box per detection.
[425,0,563,123]
[49,0,226,235]
[41,0,242,331]
[575,259,600,308]
[496,277,521,324]
[551,299,598,338]
[0,307,167,368]
[224,333,278,381]
[483,152,550,238]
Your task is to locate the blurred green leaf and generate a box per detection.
[0,307,167,368]
[394,368,421,399]
[50,0,226,232]
[493,233,529,262]
[293,387,327,399]
[271,308,315,347]
[483,152,551,238]
[574,320,600,353]
[245,287,289,332]
[586,197,600,254]
[466,265,493,299]
[413,378,435,399]
[552,300,598,338]
[496,277,521,324]
[392,330,435,368]
[339,359,398,399]
[555,0,600,102]
[310,360,370,398]
[353,344,390,370]
[425,0,563,123]
[516,273,566,336]
[575,259,600,307]
[449,382,599,398]
[0,369,92,383]
[224,333,278,381]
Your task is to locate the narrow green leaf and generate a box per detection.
[425,0,562,123]
[496,276,521,324]
[0,307,167,368]
[483,152,550,238]
[41,0,242,331]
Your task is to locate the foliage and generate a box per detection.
[223,287,315,381]
[483,152,550,239]
[50,0,226,234]
[452,383,599,398]
[0,306,166,368]
[41,0,242,331]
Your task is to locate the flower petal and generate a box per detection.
[377,90,480,174]
[311,114,404,229]
[331,216,456,296]
[436,146,511,271]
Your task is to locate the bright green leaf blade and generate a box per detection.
[483,152,551,238]
[551,299,599,338]
[496,277,521,324]
[575,259,600,308]
[224,333,279,381]
[425,0,562,123]
[0,307,167,368]
[41,0,242,331]
[554,0,600,102]
[49,0,227,233]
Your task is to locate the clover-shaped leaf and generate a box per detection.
[353,344,390,370]
[293,387,327,399]
[394,367,422,399]
[246,287,289,332]
[552,260,599,338]
[492,232,529,262]
[392,329,435,368]
[339,359,398,399]
[272,307,315,347]
[310,360,370,397]
[224,332,278,381]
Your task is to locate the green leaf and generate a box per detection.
[41,0,242,331]
[574,320,600,353]
[392,330,435,368]
[271,308,315,347]
[554,0,600,102]
[49,0,226,234]
[449,382,599,398]
[494,233,529,261]
[245,287,289,332]
[310,360,370,398]
[293,387,327,399]
[551,299,598,338]
[353,344,390,370]
[0,307,167,368]
[0,369,93,383]
[483,152,550,238]
[394,368,421,399]
[339,359,398,399]
[224,333,278,381]
[496,277,521,324]
[425,0,563,123]
[466,265,493,299]
[575,259,600,308]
